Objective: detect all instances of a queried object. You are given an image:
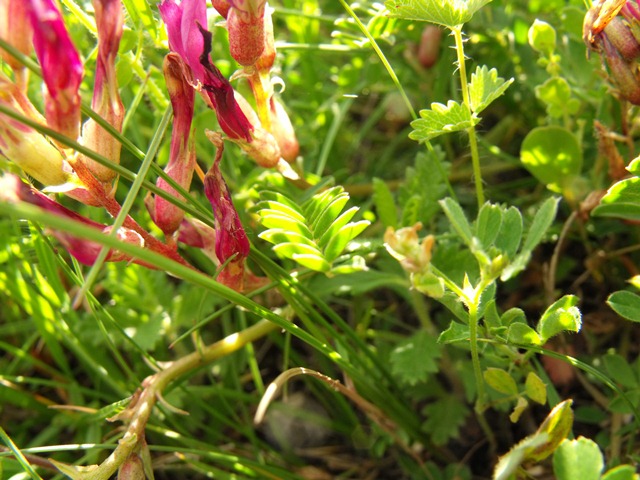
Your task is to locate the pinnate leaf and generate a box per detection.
[256,188,369,272]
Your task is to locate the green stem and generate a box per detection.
[452,27,484,206]
[468,302,486,411]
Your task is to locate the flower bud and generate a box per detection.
[79,0,125,182]
[602,34,640,104]
[28,0,84,141]
[603,16,640,60]
[0,1,33,70]
[227,0,267,66]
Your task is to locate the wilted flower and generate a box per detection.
[203,142,250,291]
[27,0,84,140]
[79,0,125,182]
[584,0,640,104]
[147,53,196,241]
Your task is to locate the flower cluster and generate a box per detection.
[0,0,299,291]
[584,0,640,104]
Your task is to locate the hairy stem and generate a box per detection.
[452,26,484,206]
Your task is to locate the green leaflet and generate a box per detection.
[255,187,370,273]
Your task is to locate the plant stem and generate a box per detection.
[452,26,484,206]
[468,302,486,411]
[53,319,280,480]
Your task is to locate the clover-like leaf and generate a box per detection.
[385,0,493,29]
[409,100,479,143]
[469,65,514,114]
[256,187,370,273]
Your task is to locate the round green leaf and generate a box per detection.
[520,126,582,193]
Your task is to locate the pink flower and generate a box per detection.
[27,0,83,140]
[148,53,196,240]
[158,0,254,142]
[79,0,125,182]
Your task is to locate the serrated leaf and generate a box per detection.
[409,100,479,143]
[553,437,604,480]
[537,295,581,343]
[484,368,518,395]
[390,330,441,386]
[507,322,542,345]
[608,290,640,322]
[440,197,474,246]
[385,0,493,28]
[323,220,370,261]
[523,197,559,253]
[525,372,547,405]
[469,66,514,114]
[438,321,470,344]
[422,396,469,445]
[373,178,397,228]
[475,203,503,249]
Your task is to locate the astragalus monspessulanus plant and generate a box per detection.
[0,0,380,478]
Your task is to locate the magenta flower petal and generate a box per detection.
[158,0,207,80]
[198,25,254,141]
[150,53,196,239]
[27,0,83,140]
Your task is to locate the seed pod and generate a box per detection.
[417,25,442,69]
